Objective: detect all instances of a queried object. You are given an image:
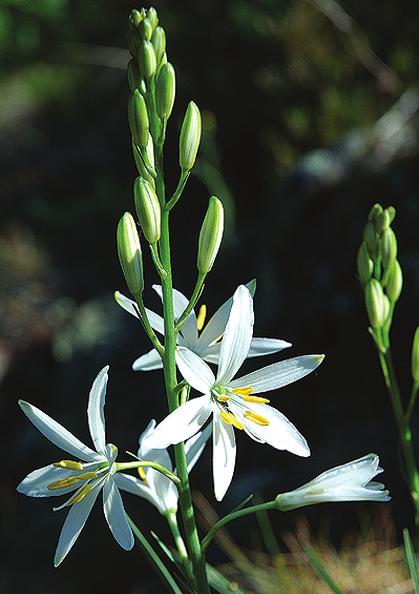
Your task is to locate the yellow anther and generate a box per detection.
[196,304,207,331]
[47,477,79,490]
[232,386,253,396]
[217,394,229,403]
[243,411,270,426]
[137,467,148,483]
[74,472,97,481]
[219,410,244,430]
[53,460,84,471]
[241,395,270,404]
[68,484,92,506]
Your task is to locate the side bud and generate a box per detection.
[379,227,397,269]
[139,18,152,41]
[128,90,149,147]
[138,40,157,80]
[365,279,385,329]
[134,177,161,244]
[117,212,144,296]
[197,196,224,274]
[363,222,378,258]
[179,101,202,172]
[127,59,141,92]
[151,26,166,64]
[156,63,176,120]
[385,260,402,303]
[412,327,419,383]
[357,242,373,286]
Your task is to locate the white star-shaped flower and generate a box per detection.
[17,366,135,566]
[114,281,291,371]
[143,285,324,501]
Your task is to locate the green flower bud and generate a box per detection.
[379,227,397,269]
[365,279,385,329]
[117,212,144,296]
[134,177,161,244]
[139,18,152,41]
[132,136,155,183]
[147,7,159,30]
[382,294,390,322]
[156,63,176,120]
[138,40,157,80]
[128,90,149,147]
[151,26,166,64]
[363,222,378,258]
[179,101,202,172]
[357,242,373,286]
[129,9,144,29]
[412,327,419,383]
[368,203,383,222]
[128,30,140,59]
[127,59,141,92]
[375,209,390,233]
[385,260,402,303]
[197,196,224,274]
[386,206,396,224]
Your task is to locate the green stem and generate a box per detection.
[201,501,276,553]
[134,295,165,357]
[150,243,168,279]
[174,272,206,334]
[406,381,419,423]
[166,512,194,582]
[166,170,191,211]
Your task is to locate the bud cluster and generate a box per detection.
[357,203,402,331]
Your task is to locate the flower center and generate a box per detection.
[212,385,271,428]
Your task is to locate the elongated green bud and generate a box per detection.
[151,26,166,64]
[138,40,157,80]
[132,136,155,184]
[156,63,176,120]
[128,30,140,58]
[147,7,159,30]
[379,227,397,269]
[128,90,149,147]
[197,196,224,274]
[357,242,373,286]
[363,222,378,257]
[139,18,152,41]
[117,212,144,296]
[385,260,402,302]
[368,203,383,222]
[375,209,390,233]
[365,279,385,329]
[129,9,145,29]
[134,177,161,244]
[179,101,202,171]
[127,59,141,92]
[412,327,419,383]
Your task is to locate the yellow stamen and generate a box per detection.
[219,410,244,430]
[47,477,79,490]
[53,460,83,471]
[217,394,229,403]
[243,411,270,426]
[68,484,92,506]
[137,467,147,483]
[196,304,207,331]
[232,386,253,396]
[74,472,97,481]
[219,410,232,424]
[241,395,270,404]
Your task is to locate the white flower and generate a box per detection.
[276,454,391,511]
[114,281,291,371]
[17,366,135,566]
[114,420,211,515]
[143,285,324,501]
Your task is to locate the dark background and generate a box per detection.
[1,0,418,592]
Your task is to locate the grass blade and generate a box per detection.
[403,528,419,593]
[303,544,345,594]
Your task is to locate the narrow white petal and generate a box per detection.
[114,291,165,334]
[306,454,381,489]
[114,473,161,509]
[176,347,215,393]
[17,465,80,498]
[185,423,212,472]
[212,416,236,501]
[230,354,324,394]
[54,479,103,566]
[132,349,164,371]
[202,343,221,364]
[247,337,292,358]
[87,366,108,455]
[138,420,173,472]
[19,400,101,463]
[102,478,134,550]
[153,285,197,342]
[216,285,254,385]
[142,396,213,449]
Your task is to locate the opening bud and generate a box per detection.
[147,7,159,30]
[117,212,144,296]
[139,18,153,41]
[128,90,149,147]
[138,40,157,80]
[179,101,202,172]
[156,63,176,120]
[385,260,402,303]
[412,327,419,383]
[357,242,373,286]
[379,227,397,269]
[151,27,166,65]
[127,59,141,93]
[365,279,385,329]
[134,177,161,244]
[197,196,224,274]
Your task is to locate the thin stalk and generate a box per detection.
[134,296,164,357]
[174,272,206,334]
[150,243,168,279]
[406,381,419,423]
[166,512,194,583]
[166,170,191,211]
[115,461,180,484]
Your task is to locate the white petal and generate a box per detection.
[153,285,197,342]
[114,291,165,334]
[216,285,254,385]
[307,454,381,489]
[176,347,215,393]
[142,396,213,450]
[185,423,212,472]
[138,420,173,472]
[115,473,178,514]
[19,400,101,463]
[87,366,108,455]
[230,354,324,394]
[212,416,236,501]
[247,337,292,358]
[132,348,164,371]
[102,477,134,550]
[202,343,221,364]
[54,479,103,566]
[17,465,80,498]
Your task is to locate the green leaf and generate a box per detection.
[303,544,344,594]
[403,528,419,593]
[206,564,250,594]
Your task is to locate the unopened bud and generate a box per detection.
[128,90,149,147]
[375,209,390,233]
[156,63,176,120]
[197,196,224,274]
[138,40,157,80]
[386,206,396,224]
[151,26,166,64]
[117,212,144,296]
[357,242,373,286]
[132,136,155,183]
[412,327,419,383]
[128,30,140,58]
[147,7,159,30]
[129,9,145,29]
[365,279,385,329]
[179,101,202,171]
[379,227,397,269]
[134,177,161,244]
[127,59,141,92]
[385,260,402,303]
[363,222,378,258]
[368,203,383,222]
[139,18,152,41]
